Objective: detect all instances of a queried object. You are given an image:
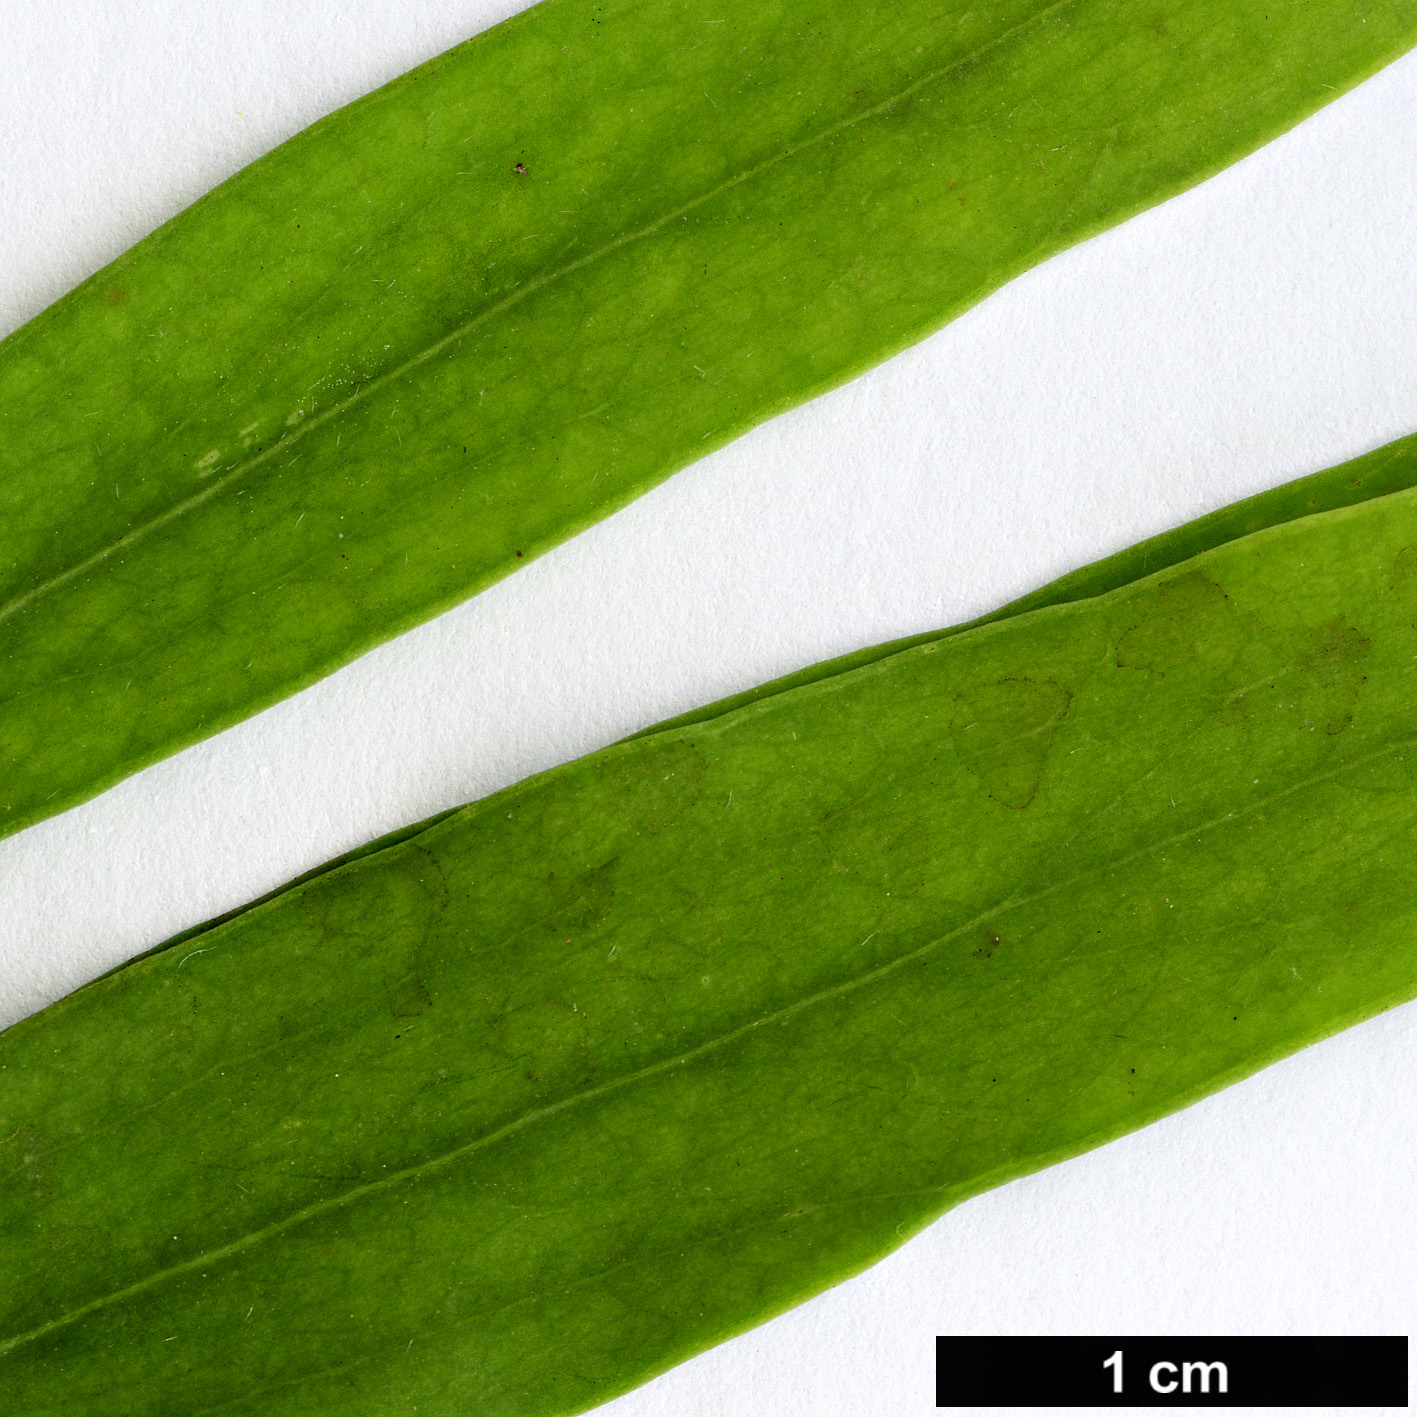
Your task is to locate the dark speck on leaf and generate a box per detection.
[514,162,527,174]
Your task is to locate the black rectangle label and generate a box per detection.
[936,1336,1408,1407]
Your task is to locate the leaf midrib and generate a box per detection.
[0,0,1082,633]
[2,721,1400,1361]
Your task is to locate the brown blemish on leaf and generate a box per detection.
[1390,545,1417,628]
[543,857,619,933]
[1115,570,1367,731]
[1117,571,1236,676]
[1209,612,1370,735]
[972,929,1001,960]
[1292,616,1371,735]
[949,678,1071,809]
[385,975,432,1018]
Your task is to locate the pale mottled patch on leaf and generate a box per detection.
[825,808,931,897]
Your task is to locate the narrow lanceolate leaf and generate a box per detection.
[3,3,1415,841]
[7,440,1417,1415]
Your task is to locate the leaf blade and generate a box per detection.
[6,452,1417,1413]
[4,0,1414,838]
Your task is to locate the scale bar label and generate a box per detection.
[936,1335,1408,1407]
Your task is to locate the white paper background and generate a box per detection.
[3,3,1416,1412]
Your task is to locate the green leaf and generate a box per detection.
[3,0,1414,841]
[6,436,1417,1414]
[640,430,1417,737]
